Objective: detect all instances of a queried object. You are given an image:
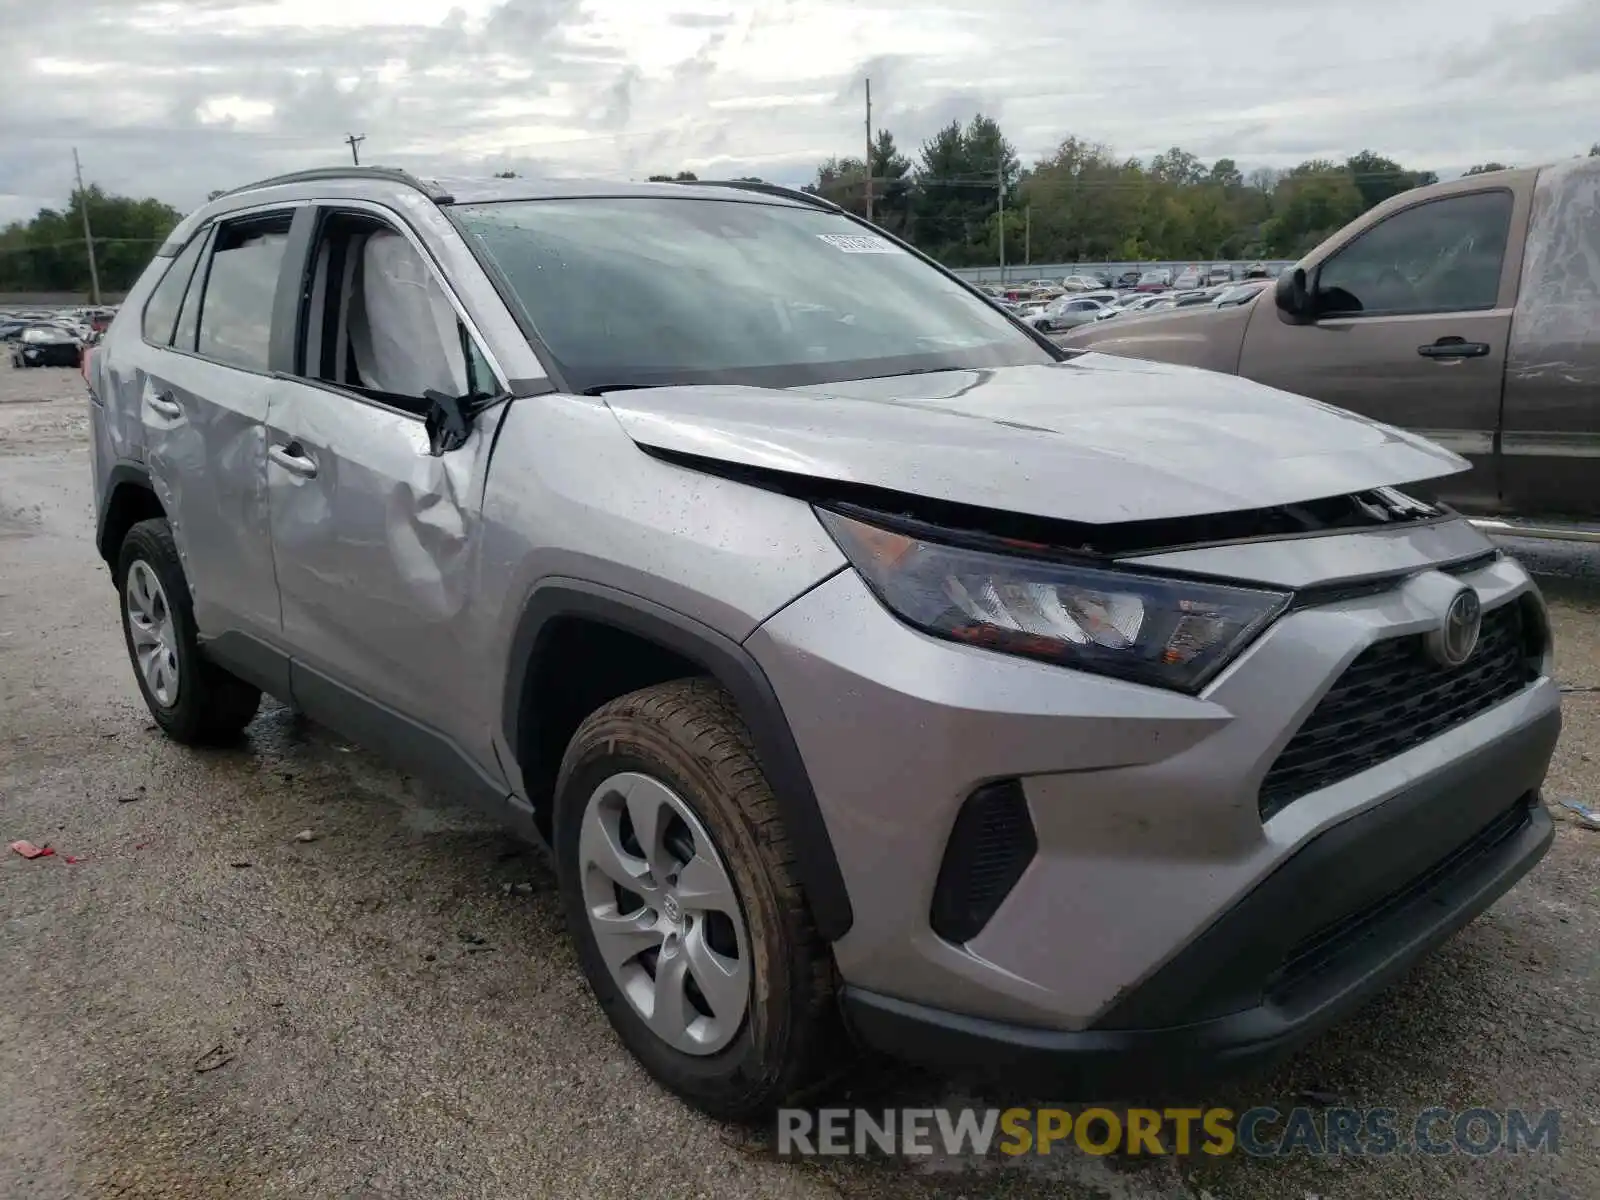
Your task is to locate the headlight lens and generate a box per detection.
[819,509,1290,692]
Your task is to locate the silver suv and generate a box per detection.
[88,169,1561,1118]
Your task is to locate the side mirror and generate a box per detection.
[1275,267,1314,323]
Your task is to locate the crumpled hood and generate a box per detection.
[602,357,1467,525]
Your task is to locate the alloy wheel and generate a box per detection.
[577,772,751,1055]
[125,559,179,707]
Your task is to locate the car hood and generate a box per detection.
[601,357,1467,525]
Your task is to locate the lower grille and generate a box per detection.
[929,780,1037,944]
[1260,599,1539,821]
[1271,797,1534,998]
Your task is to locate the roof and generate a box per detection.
[217,165,826,209]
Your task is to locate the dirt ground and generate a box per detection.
[1,362,1596,1200]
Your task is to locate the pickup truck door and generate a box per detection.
[1236,185,1530,514]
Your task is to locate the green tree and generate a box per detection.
[1344,150,1418,209]
[1464,163,1510,175]
[1262,161,1365,256]
[0,186,182,294]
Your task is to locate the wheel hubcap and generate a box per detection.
[125,560,179,708]
[578,772,751,1056]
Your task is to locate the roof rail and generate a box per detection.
[678,179,841,212]
[212,166,455,204]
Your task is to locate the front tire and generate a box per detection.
[554,678,842,1120]
[116,517,261,743]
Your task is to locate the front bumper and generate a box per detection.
[746,530,1561,1058]
[842,774,1554,1096]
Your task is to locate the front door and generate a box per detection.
[1237,188,1525,513]
[263,205,510,794]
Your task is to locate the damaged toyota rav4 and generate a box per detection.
[88,170,1561,1119]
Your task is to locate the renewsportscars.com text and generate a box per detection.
[777,1106,1561,1158]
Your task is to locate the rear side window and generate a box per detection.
[1315,191,1513,318]
[140,233,207,345]
[195,214,293,372]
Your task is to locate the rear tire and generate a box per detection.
[554,678,843,1120]
[116,517,261,744]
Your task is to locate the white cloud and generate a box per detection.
[2,0,1596,224]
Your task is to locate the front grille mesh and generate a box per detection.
[1259,600,1538,821]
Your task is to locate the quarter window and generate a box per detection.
[1315,191,1513,318]
[140,232,207,345]
[196,214,293,372]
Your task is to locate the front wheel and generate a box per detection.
[554,679,843,1120]
[116,517,262,743]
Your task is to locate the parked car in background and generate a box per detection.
[1204,265,1234,286]
[86,168,1561,1119]
[1134,269,1172,292]
[1114,269,1143,288]
[1062,156,1600,522]
[1028,296,1106,332]
[1060,275,1105,292]
[1212,280,1273,308]
[11,324,82,368]
[1094,294,1167,320]
[1173,266,1203,290]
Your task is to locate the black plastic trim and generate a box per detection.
[202,629,292,701]
[290,660,510,822]
[500,578,854,941]
[268,207,319,376]
[96,463,157,563]
[929,780,1038,944]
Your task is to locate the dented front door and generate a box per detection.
[262,381,501,756]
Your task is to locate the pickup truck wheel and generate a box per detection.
[116,518,261,744]
[554,678,843,1121]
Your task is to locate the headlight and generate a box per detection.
[818,509,1290,692]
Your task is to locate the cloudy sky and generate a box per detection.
[3,0,1596,224]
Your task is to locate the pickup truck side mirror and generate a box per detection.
[1275,267,1315,324]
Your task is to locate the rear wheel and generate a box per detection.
[116,518,261,743]
[554,678,842,1120]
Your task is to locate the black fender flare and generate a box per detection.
[97,463,159,564]
[501,578,854,942]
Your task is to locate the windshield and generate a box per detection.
[452,196,1053,392]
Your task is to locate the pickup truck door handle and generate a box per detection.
[268,442,318,479]
[147,391,182,418]
[1418,337,1491,360]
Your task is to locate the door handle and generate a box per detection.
[268,442,318,479]
[1418,337,1491,360]
[147,391,182,418]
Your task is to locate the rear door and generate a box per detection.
[135,207,303,653]
[1237,185,1529,512]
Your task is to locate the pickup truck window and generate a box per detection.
[1315,190,1513,319]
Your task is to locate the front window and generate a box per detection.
[1314,190,1513,318]
[451,196,1053,392]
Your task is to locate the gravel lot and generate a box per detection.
[2,361,1597,1199]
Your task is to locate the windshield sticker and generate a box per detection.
[817,233,901,254]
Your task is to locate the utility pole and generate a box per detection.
[997,162,1005,282]
[1025,206,1031,267]
[345,133,365,165]
[71,148,102,305]
[863,79,873,224]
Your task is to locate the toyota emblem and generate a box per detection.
[1426,587,1482,668]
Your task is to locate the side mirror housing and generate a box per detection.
[1275,266,1314,324]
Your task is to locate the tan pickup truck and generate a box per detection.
[1061,156,1600,527]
